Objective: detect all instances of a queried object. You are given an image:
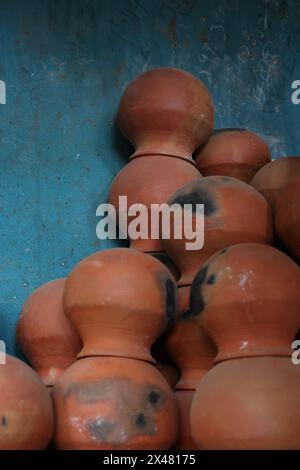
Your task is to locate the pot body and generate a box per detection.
[162,176,273,286]
[52,356,178,450]
[0,355,53,450]
[275,177,300,263]
[108,156,201,253]
[64,248,178,362]
[191,357,300,450]
[250,156,300,209]
[195,129,270,183]
[17,278,82,386]
[117,67,214,160]
[188,243,300,362]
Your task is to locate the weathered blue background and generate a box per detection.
[0,0,300,356]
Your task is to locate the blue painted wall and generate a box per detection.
[0,0,300,356]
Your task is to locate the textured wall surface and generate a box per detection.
[0,0,300,355]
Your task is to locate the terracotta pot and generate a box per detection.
[188,243,300,362]
[175,390,198,450]
[0,355,53,450]
[195,128,270,183]
[117,67,214,161]
[274,177,300,263]
[52,356,178,450]
[162,176,273,287]
[191,357,300,449]
[17,278,82,387]
[108,155,201,253]
[250,156,300,209]
[166,286,216,390]
[64,248,178,362]
[166,287,216,451]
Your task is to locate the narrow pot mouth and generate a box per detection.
[77,349,156,365]
[214,350,292,365]
[129,152,196,166]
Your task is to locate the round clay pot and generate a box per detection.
[17,279,82,387]
[274,177,300,263]
[162,176,273,287]
[250,156,300,209]
[64,248,178,362]
[52,356,178,450]
[0,355,53,450]
[191,357,300,449]
[188,243,300,362]
[175,390,198,450]
[195,128,271,183]
[108,155,201,253]
[166,286,216,390]
[117,67,214,161]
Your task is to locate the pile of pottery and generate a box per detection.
[2,67,300,450]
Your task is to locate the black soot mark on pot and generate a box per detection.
[165,278,177,327]
[171,186,217,216]
[213,128,246,135]
[148,389,162,406]
[182,265,208,319]
[136,413,146,428]
[1,416,7,427]
[207,273,216,285]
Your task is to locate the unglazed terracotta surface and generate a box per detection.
[17,278,82,386]
[162,176,273,287]
[191,357,300,449]
[250,156,300,208]
[175,390,198,450]
[188,243,300,362]
[52,356,178,450]
[108,155,201,253]
[195,128,270,183]
[0,355,53,450]
[274,176,300,263]
[117,67,214,160]
[63,248,178,362]
[166,286,216,390]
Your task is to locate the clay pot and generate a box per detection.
[151,336,180,389]
[175,391,197,450]
[274,177,300,263]
[63,248,178,362]
[188,243,300,362]
[108,155,201,253]
[0,355,53,450]
[17,278,82,387]
[52,356,178,450]
[166,286,216,390]
[162,176,273,287]
[195,128,271,183]
[191,357,300,449]
[250,156,300,209]
[165,286,216,450]
[117,67,214,161]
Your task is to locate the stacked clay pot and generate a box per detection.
[52,248,179,450]
[250,156,300,209]
[109,67,214,256]
[165,295,216,449]
[188,243,300,449]
[0,355,53,449]
[195,128,271,183]
[17,278,82,387]
[161,175,273,448]
[274,176,300,263]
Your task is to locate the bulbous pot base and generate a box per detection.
[191,357,300,450]
[52,356,178,450]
